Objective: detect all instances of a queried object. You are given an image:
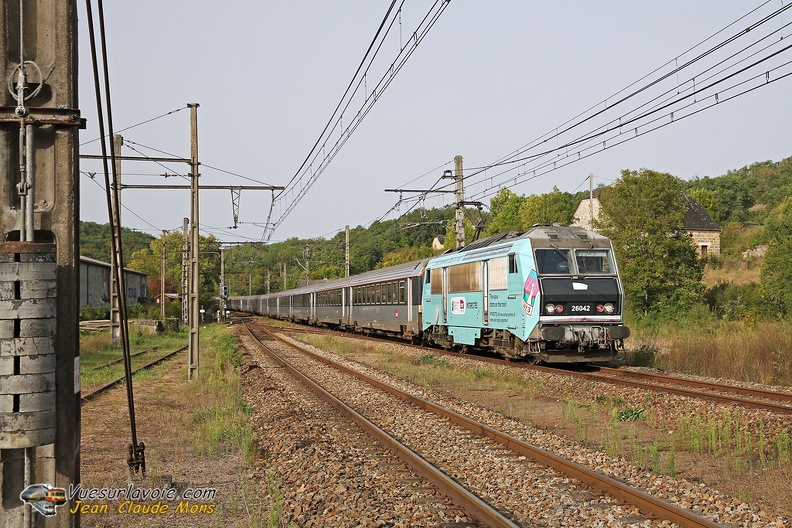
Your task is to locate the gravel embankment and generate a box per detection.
[282,332,790,527]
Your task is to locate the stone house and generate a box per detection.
[572,189,721,256]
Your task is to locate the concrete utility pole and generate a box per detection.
[385,155,467,248]
[110,134,123,345]
[219,247,226,321]
[0,2,81,527]
[188,103,200,381]
[161,230,167,321]
[453,155,465,249]
[345,225,350,277]
[182,218,189,325]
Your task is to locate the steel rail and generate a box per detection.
[81,346,188,404]
[244,323,518,528]
[90,347,157,371]
[254,322,721,528]
[595,366,792,403]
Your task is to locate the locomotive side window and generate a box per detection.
[430,268,442,295]
[448,262,482,293]
[508,253,518,274]
[535,248,572,274]
[489,257,508,290]
[575,249,614,274]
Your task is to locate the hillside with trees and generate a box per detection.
[80,221,155,263]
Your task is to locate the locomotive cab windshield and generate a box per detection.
[535,248,614,276]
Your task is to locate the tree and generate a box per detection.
[127,231,221,310]
[520,186,577,227]
[597,169,703,316]
[760,197,792,315]
[486,189,526,235]
[80,221,155,262]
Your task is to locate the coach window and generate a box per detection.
[390,282,397,303]
[399,280,406,303]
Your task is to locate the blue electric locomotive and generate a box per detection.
[422,225,629,362]
[228,225,629,363]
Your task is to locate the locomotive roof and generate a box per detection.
[440,225,610,255]
[521,224,611,247]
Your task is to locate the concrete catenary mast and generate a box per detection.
[0,1,81,527]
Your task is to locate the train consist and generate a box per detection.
[228,225,630,363]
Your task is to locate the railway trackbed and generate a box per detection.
[269,321,792,414]
[243,320,725,527]
[80,346,188,403]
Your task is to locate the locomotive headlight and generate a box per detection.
[603,303,614,314]
[545,304,555,314]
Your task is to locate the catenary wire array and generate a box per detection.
[261,0,453,243]
[379,0,792,215]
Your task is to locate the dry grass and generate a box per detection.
[79,324,256,527]
[631,320,792,386]
[702,258,762,287]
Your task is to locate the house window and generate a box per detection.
[701,245,708,256]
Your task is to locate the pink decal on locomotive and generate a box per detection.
[522,269,539,316]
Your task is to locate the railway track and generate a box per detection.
[587,366,792,414]
[265,321,792,414]
[80,346,187,403]
[243,319,722,527]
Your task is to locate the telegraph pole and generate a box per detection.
[188,103,200,380]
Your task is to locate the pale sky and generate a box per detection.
[77,1,792,244]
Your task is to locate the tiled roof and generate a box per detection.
[682,195,721,231]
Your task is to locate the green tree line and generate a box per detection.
[81,154,792,322]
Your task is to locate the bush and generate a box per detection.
[705,281,765,320]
